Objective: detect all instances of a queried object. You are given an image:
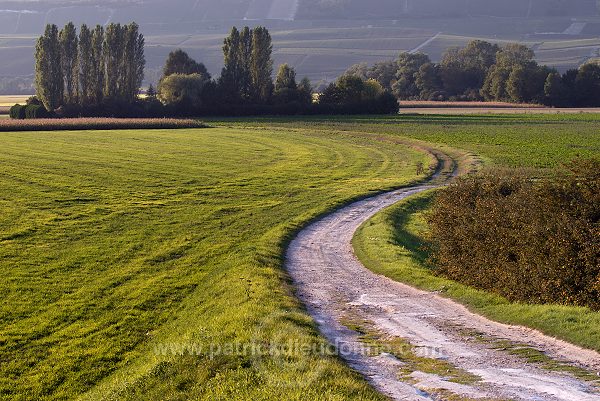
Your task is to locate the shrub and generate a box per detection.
[9,104,26,120]
[24,104,50,119]
[427,160,600,309]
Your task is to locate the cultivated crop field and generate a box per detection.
[2,114,599,400]
[0,126,429,400]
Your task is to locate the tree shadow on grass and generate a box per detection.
[388,194,434,267]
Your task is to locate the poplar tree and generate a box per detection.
[103,23,124,99]
[220,27,242,101]
[90,25,105,104]
[60,22,78,104]
[251,26,273,102]
[120,22,145,102]
[35,24,63,111]
[78,24,92,104]
[238,26,253,100]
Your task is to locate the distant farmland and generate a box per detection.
[1,0,600,91]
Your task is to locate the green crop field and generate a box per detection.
[0,126,429,400]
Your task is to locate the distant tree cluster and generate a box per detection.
[155,26,398,116]
[318,75,399,114]
[344,40,600,107]
[22,24,398,118]
[34,22,145,113]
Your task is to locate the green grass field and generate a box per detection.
[214,114,600,168]
[343,113,600,353]
[0,127,430,400]
[212,113,600,350]
[2,114,599,400]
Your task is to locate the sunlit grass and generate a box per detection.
[353,191,600,353]
[0,127,428,400]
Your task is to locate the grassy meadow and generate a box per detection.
[213,113,600,350]
[0,127,430,400]
[340,113,600,353]
[216,113,600,168]
[2,113,599,399]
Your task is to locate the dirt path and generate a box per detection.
[286,162,600,400]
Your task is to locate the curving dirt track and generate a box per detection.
[285,156,600,400]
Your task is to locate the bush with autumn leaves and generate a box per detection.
[428,159,599,309]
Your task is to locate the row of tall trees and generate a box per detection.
[344,40,600,106]
[219,26,274,103]
[31,24,396,117]
[35,22,145,112]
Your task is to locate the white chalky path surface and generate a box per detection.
[286,180,600,400]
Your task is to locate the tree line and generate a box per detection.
[344,40,600,107]
[33,22,144,114]
[21,24,397,118]
[154,26,398,116]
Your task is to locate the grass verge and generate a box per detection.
[353,191,600,354]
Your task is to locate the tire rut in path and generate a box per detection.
[285,159,600,400]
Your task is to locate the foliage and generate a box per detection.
[318,75,398,114]
[275,63,297,92]
[392,52,431,99]
[158,73,208,112]
[353,189,600,355]
[344,60,398,92]
[415,63,444,100]
[218,26,273,103]
[344,39,600,106]
[427,161,600,309]
[161,49,210,80]
[439,40,499,98]
[574,63,600,106]
[274,64,312,105]
[251,26,274,103]
[35,22,144,112]
[78,24,93,105]
[24,104,50,119]
[9,104,26,119]
[35,24,63,112]
[60,22,79,105]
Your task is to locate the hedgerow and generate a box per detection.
[427,159,600,309]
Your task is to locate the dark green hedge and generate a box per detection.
[428,159,600,309]
[24,104,50,119]
[9,104,26,119]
